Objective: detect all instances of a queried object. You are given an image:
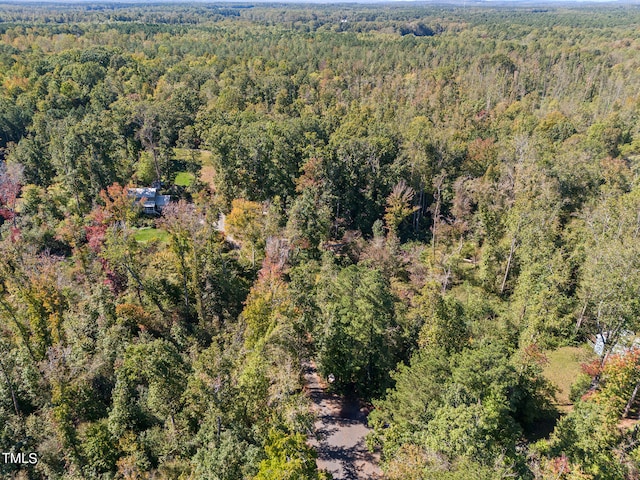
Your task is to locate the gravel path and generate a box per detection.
[305,362,382,480]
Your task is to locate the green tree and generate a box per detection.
[536,400,625,479]
[225,198,266,267]
[287,157,333,256]
[384,180,419,239]
[254,429,325,480]
[578,188,640,362]
[317,263,400,398]
[415,290,468,354]
[108,339,188,438]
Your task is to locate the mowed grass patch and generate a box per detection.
[174,171,195,186]
[200,149,213,165]
[134,227,169,243]
[543,345,596,407]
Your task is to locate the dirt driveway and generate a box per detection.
[305,362,382,480]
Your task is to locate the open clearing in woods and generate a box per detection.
[543,345,596,408]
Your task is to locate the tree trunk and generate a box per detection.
[183,272,189,312]
[623,380,640,418]
[575,299,588,333]
[432,180,442,257]
[414,187,424,233]
[152,148,161,183]
[500,235,517,294]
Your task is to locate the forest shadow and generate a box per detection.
[524,410,562,442]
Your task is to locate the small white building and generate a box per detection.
[593,330,640,357]
[128,187,171,215]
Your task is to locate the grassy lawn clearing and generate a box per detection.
[174,171,195,186]
[199,149,213,165]
[173,148,213,187]
[134,227,169,243]
[543,345,596,408]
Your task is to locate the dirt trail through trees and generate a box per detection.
[305,362,382,480]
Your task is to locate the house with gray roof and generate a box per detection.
[128,187,171,215]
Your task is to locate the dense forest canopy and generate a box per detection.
[1,2,640,479]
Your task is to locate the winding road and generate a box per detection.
[305,362,382,480]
